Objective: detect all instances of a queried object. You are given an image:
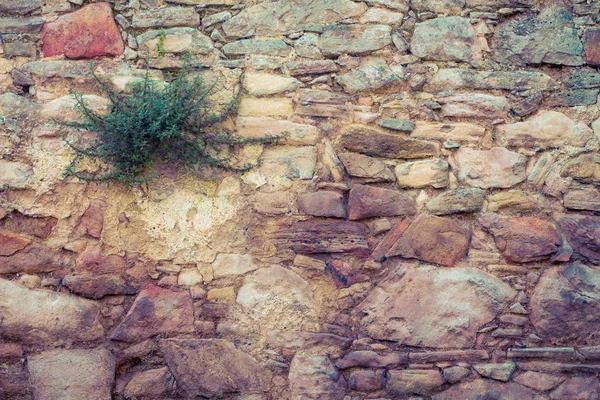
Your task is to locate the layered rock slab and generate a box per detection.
[353,265,516,348]
[558,215,600,263]
[433,379,544,400]
[160,339,270,398]
[289,354,346,400]
[0,278,104,345]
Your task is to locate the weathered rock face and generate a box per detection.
[492,7,584,66]
[338,152,395,182]
[318,24,391,57]
[347,184,416,220]
[558,215,600,263]
[386,215,470,266]
[433,379,543,400]
[387,369,444,396]
[395,158,449,188]
[411,17,478,62]
[289,354,347,400]
[123,367,175,400]
[222,0,367,38]
[335,65,404,94]
[237,266,317,330]
[531,262,600,343]
[480,215,562,262]
[452,147,527,189]
[0,278,104,345]
[496,111,594,149]
[28,348,115,400]
[354,265,516,348]
[42,3,124,59]
[426,68,555,91]
[426,188,485,215]
[561,153,600,184]
[110,284,194,342]
[298,191,346,218]
[160,339,270,398]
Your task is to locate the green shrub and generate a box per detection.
[61,63,285,186]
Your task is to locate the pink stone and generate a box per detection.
[42,3,124,59]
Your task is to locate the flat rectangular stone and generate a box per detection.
[296,89,352,117]
[487,264,528,274]
[409,350,489,363]
[564,188,600,212]
[268,220,370,257]
[561,364,600,373]
[507,348,576,361]
[426,68,556,91]
[235,117,318,145]
[131,8,200,28]
[0,0,42,15]
[283,60,339,76]
[0,17,43,34]
[577,346,600,360]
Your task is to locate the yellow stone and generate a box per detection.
[207,286,236,303]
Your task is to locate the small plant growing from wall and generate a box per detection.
[61,61,285,186]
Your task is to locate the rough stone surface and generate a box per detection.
[63,274,134,299]
[243,73,302,95]
[550,376,600,400]
[492,7,584,66]
[0,160,33,189]
[212,253,257,277]
[110,284,194,342]
[0,230,30,256]
[354,265,515,347]
[439,93,510,119]
[514,371,565,392]
[28,348,115,400]
[496,111,594,149]
[339,124,439,159]
[584,28,600,66]
[480,215,561,263]
[433,379,544,400]
[531,262,600,342]
[561,153,600,184]
[224,39,290,57]
[426,188,485,215]
[452,147,527,189]
[335,65,403,94]
[347,184,416,220]
[131,7,200,28]
[386,215,470,266]
[160,339,270,398]
[426,68,555,91]
[387,369,444,396]
[395,158,449,188]
[0,278,104,344]
[222,0,367,38]
[338,152,395,182]
[473,362,516,381]
[319,24,391,57]
[42,3,124,59]
[289,354,346,400]
[411,121,485,143]
[123,367,174,400]
[81,199,106,238]
[411,17,478,62]
[298,191,346,218]
[559,215,600,263]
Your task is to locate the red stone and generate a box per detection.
[480,215,561,263]
[325,260,369,289]
[42,3,124,59]
[0,211,57,239]
[110,284,194,342]
[584,29,600,66]
[0,229,30,256]
[558,215,600,263]
[386,215,470,266]
[76,246,126,274]
[81,199,107,238]
[347,184,416,220]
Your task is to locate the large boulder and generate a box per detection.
[28,348,115,400]
[531,262,600,343]
[0,278,104,345]
[353,265,516,348]
[42,3,124,59]
[159,339,270,398]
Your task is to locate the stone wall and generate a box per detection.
[1,0,600,398]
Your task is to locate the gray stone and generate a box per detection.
[492,7,583,66]
[473,362,516,381]
[335,64,403,94]
[338,152,396,182]
[378,118,415,133]
[295,33,321,59]
[411,0,464,14]
[283,60,339,76]
[0,0,41,15]
[426,68,556,91]
[339,124,439,159]
[319,24,391,57]
[359,7,405,24]
[564,68,600,89]
[131,7,200,28]
[3,42,36,58]
[0,278,104,345]
[28,348,115,400]
[160,339,270,398]
[387,369,444,396]
[411,17,477,62]
[442,366,471,384]
[453,147,527,189]
[426,188,485,215]
[296,89,352,117]
[0,17,43,33]
[289,354,346,400]
[137,28,213,55]
[222,0,366,38]
[531,262,600,343]
[202,11,232,28]
[433,379,544,400]
[258,146,317,189]
[223,39,290,57]
[19,60,94,78]
[411,121,485,143]
[547,89,599,107]
[354,265,515,348]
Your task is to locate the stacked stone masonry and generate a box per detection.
[2,0,600,398]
